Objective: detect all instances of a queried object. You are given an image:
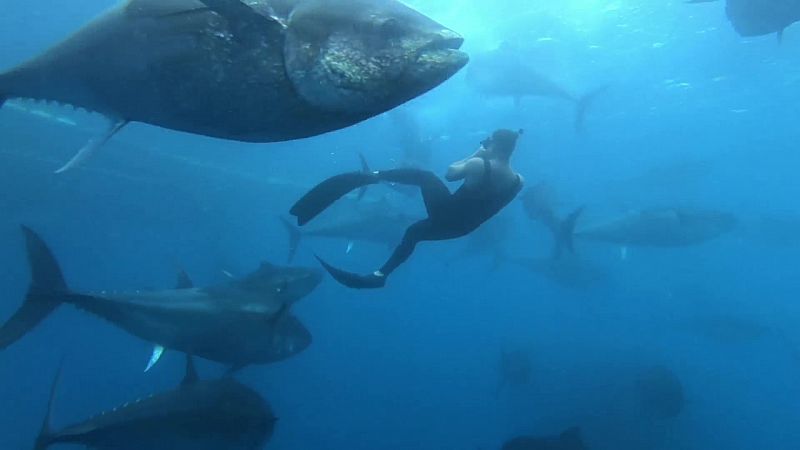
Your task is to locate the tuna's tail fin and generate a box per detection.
[34,363,62,450]
[575,85,609,133]
[552,207,584,260]
[0,227,70,350]
[279,217,303,264]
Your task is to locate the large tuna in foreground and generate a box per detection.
[0,0,468,171]
[35,356,276,450]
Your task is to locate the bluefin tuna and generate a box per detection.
[0,0,468,172]
[35,356,276,450]
[0,226,322,370]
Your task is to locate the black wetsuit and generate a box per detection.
[290,158,522,288]
[375,161,522,276]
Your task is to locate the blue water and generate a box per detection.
[1,1,800,449]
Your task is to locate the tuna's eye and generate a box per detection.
[379,18,403,37]
[276,279,288,294]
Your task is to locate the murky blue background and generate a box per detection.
[1,1,799,449]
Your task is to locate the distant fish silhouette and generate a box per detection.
[497,349,533,394]
[688,0,800,41]
[467,44,607,132]
[571,208,737,248]
[635,365,684,419]
[501,427,587,450]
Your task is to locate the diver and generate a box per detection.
[289,129,525,289]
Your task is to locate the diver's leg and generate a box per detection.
[290,172,379,226]
[315,220,436,289]
[375,169,451,215]
[378,220,438,276]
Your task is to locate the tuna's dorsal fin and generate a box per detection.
[196,0,287,37]
[182,354,199,386]
[144,345,165,372]
[560,426,584,448]
[125,0,204,17]
[34,362,63,450]
[175,270,194,289]
[357,153,371,201]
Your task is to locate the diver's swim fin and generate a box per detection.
[575,85,608,133]
[290,172,379,226]
[279,217,302,263]
[55,119,127,174]
[552,207,584,259]
[0,227,72,350]
[315,255,386,289]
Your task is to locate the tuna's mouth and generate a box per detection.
[417,30,467,62]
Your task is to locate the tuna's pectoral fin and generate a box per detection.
[54,120,128,174]
[0,94,7,109]
[144,345,166,372]
[357,153,371,201]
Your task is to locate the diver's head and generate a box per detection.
[482,129,522,161]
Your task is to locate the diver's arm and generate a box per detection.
[455,158,487,187]
[446,148,487,181]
